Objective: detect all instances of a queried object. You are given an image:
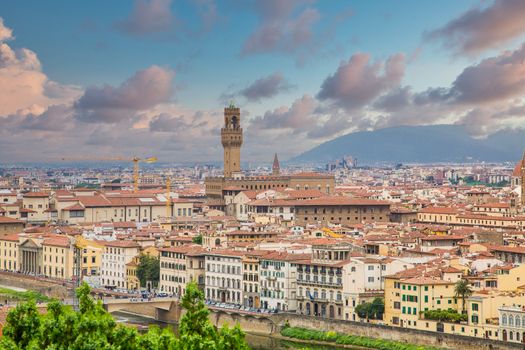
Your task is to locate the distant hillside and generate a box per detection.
[292,125,525,164]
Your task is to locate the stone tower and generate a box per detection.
[272,153,280,176]
[221,103,243,178]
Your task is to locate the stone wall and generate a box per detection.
[281,313,525,350]
[0,272,70,299]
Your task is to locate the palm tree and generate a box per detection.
[454,279,473,314]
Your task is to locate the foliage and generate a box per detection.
[454,279,473,314]
[137,254,160,288]
[192,234,203,245]
[0,287,51,303]
[355,297,384,320]
[423,308,467,323]
[0,281,250,350]
[281,327,442,350]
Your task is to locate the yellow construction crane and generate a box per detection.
[58,155,157,192]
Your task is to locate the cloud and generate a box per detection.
[427,0,525,55]
[0,18,13,42]
[317,53,405,110]
[75,65,174,123]
[240,72,291,102]
[0,18,81,116]
[241,0,320,56]
[447,43,525,104]
[116,0,175,37]
[249,94,318,133]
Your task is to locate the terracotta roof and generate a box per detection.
[0,233,20,242]
[105,240,140,248]
[43,236,70,248]
[23,192,50,198]
[0,217,24,224]
[293,196,389,207]
[490,245,525,254]
[419,206,458,214]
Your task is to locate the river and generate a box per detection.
[112,311,352,350]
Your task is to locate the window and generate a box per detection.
[471,303,478,311]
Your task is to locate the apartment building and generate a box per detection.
[100,240,140,289]
[0,233,19,271]
[205,250,243,304]
[159,244,205,295]
[295,242,351,319]
[259,251,304,312]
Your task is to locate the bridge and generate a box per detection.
[102,297,178,313]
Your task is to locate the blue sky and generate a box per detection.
[1,0,525,162]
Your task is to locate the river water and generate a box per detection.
[112,311,348,350]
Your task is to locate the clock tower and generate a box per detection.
[221,103,243,178]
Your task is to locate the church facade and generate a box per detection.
[205,105,335,202]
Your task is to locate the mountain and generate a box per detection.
[292,125,525,164]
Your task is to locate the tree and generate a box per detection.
[137,254,160,289]
[454,279,473,314]
[355,298,384,320]
[192,234,203,245]
[0,282,250,349]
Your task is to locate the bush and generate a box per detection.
[423,308,467,323]
[281,327,442,350]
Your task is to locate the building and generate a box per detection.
[491,246,525,264]
[42,235,74,279]
[384,275,457,328]
[294,197,391,226]
[0,217,25,236]
[499,305,525,343]
[205,250,243,304]
[204,105,335,203]
[221,103,243,178]
[159,244,205,295]
[100,240,140,289]
[259,251,304,312]
[22,192,51,223]
[295,241,351,319]
[0,233,20,271]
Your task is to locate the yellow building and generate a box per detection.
[126,256,140,291]
[0,233,20,271]
[42,235,74,279]
[22,192,51,223]
[75,236,103,277]
[384,275,458,328]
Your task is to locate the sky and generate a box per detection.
[1,0,525,164]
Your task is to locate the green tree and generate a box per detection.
[137,254,160,289]
[192,234,203,245]
[454,279,473,314]
[355,298,384,320]
[0,282,250,349]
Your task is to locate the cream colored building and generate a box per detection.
[22,192,51,223]
[159,244,205,295]
[0,233,20,271]
[100,241,140,289]
[42,235,74,279]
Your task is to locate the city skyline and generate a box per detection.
[1,0,525,163]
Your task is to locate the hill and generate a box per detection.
[292,125,525,164]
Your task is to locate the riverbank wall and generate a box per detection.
[156,302,524,350]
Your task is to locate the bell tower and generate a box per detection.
[221,103,243,178]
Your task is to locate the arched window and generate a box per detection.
[516,316,521,327]
[509,315,514,326]
[502,314,507,325]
